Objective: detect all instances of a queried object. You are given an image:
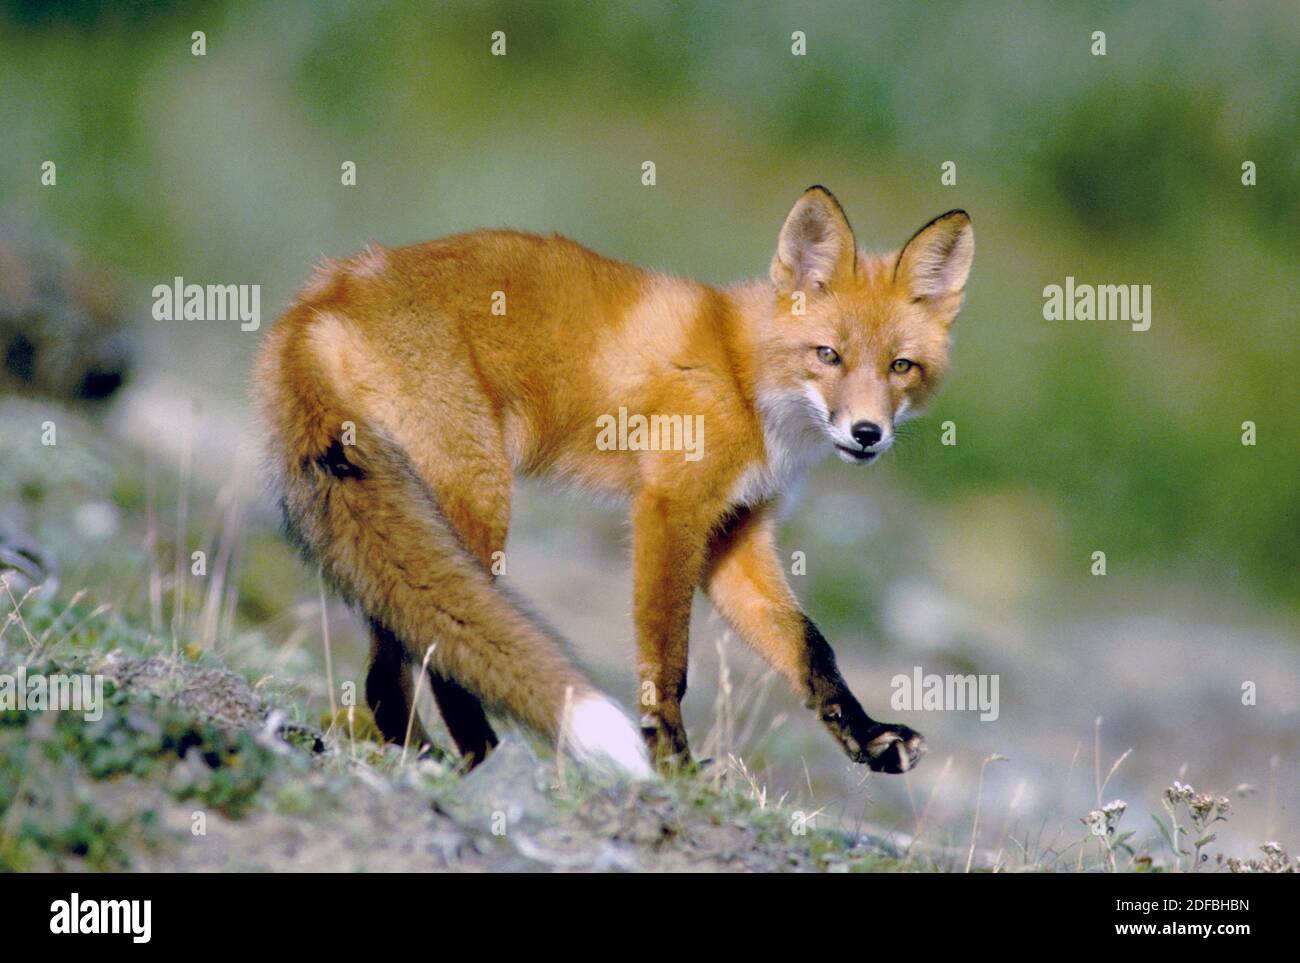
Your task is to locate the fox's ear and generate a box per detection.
[895,210,973,321]
[770,186,857,296]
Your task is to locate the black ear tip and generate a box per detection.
[799,186,851,226]
[906,210,971,245]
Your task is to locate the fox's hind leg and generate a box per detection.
[353,380,509,765]
[366,619,442,754]
[427,674,498,767]
[360,449,506,766]
[398,395,512,769]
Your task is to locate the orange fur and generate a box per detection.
[255,187,972,774]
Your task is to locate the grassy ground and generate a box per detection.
[1,602,921,873]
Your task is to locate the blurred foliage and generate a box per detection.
[0,0,1296,609]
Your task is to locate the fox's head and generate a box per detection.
[758,186,973,465]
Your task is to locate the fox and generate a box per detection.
[255,186,973,780]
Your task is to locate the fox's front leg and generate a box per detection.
[702,504,925,773]
[631,488,713,769]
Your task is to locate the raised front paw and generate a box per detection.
[818,700,927,774]
[859,723,926,773]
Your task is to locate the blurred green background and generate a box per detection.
[1,0,1297,855]
[3,0,1296,608]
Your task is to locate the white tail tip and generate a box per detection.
[563,694,655,781]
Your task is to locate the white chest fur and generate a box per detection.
[728,386,830,510]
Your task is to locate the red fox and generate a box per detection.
[255,186,972,779]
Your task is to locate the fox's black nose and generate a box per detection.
[851,421,883,449]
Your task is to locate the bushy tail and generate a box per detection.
[258,317,651,779]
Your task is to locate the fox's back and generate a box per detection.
[262,229,754,486]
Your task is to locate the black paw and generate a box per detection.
[859,723,926,773]
[817,699,927,774]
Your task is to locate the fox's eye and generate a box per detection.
[890,358,914,374]
[816,346,841,366]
